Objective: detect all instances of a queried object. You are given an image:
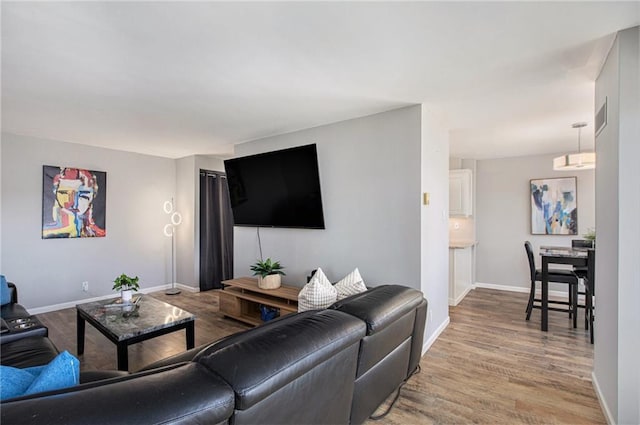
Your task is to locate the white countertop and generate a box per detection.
[449,240,477,249]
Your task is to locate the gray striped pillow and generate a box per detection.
[298,268,337,312]
[334,268,367,300]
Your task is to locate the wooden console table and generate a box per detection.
[219,277,301,327]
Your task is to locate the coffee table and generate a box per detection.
[76,295,195,371]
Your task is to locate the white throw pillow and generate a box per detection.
[298,268,337,312]
[334,268,367,300]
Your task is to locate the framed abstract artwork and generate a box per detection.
[42,166,107,239]
[530,177,577,235]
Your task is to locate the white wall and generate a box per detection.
[230,105,450,349]
[0,133,175,309]
[0,137,3,273]
[594,29,620,422]
[614,27,640,425]
[232,106,423,289]
[593,26,640,425]
[420,105,450,342]
[475,153,595,290]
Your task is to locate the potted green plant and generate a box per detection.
[112,273,140,302]
[250,258,286,289]
[583,228,596,247]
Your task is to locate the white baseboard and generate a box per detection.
[29,283,198,314]
[449,285,473,306]
[592,371,615,425]
[422,315,450,355]
[474,282,569,299]
[174,283,200,293]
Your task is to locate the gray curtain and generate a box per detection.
[199,171,234,290]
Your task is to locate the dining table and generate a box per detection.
[538,245,591,332]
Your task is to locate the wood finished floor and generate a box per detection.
[37,288,604,424]
[369,288,604,425]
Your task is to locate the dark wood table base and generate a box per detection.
[540,247,589,332]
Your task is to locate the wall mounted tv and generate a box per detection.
[223,144,325,229]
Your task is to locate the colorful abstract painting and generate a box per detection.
[530,177,577,235]
[42,166,107,239]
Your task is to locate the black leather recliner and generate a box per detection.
[1,282,50,345]
[331,285,427,424]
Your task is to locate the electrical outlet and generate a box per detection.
[82,281,89,292]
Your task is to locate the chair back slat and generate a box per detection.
[572,239,594,248]
[587,249,596,296]
[524,241,536,282]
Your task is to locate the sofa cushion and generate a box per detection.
[334,268,367,300]
[1,351,79,400]
[197,309,366,410]
[298,268,337,312]
[0,303,31,321]
[352,309,416,378]
[1,336,59,368]
[330,285,423,334]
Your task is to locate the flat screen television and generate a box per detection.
[223,144,325,229]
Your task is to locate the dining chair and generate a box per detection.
[583,249,595,344]
[571,239,592,278]
[571,239,594,249]
[570,240,597,338]
[524,241,580,327]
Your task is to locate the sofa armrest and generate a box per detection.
[7,282,18,304]
[1,363,235,425]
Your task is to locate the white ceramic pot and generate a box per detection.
[121,289,133,303]
[258,274,281,290]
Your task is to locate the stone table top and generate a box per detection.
[76,294,195,342]
[539,245,590,258]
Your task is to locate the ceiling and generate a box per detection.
[2,2,638,160]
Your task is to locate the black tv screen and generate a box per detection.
[223,144,325,229]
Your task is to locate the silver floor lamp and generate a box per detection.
[163,198,182,295]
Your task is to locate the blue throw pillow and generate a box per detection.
[0,351,79,400]
[0,275,11,306]
[0,366,39,400]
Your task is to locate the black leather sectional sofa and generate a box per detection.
[1,282,59,369]
[1,284,427,425]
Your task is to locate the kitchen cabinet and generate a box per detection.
[449,169,472,217]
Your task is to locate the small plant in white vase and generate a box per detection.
[583,228,596,247]
[112,273,140,303]
[250,258,285,290]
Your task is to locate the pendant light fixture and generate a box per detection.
[553,122,596,170]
